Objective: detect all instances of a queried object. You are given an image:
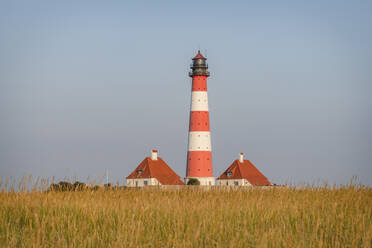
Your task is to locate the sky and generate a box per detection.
[0,1,371,186]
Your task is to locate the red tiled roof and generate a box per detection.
[217,159,271,186]
[193,50,206,59]
[126,157,184,185]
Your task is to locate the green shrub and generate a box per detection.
[187,178,200,185]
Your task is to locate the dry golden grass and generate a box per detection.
[0,182,371,247]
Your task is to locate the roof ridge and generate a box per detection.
[235,160,243,178]
[146,157,153,178]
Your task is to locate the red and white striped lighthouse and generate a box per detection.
[185,51,215,185]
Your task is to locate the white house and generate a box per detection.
[217,153,271,186]
[126,150,184,187]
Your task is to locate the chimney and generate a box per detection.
[151,150,158,160]
[239,153,244,163]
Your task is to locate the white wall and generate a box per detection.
[126,178,160,187]
[216,179,252,186]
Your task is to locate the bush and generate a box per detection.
[187,178,200,185]
[49,181,86,191]
[57,181,74,191]
[73,181,87,191]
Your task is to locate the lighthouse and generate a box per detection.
[185,51,215,186]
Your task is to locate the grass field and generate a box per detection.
[0,182,371,247]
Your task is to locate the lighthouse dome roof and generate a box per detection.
[193,50,206,60]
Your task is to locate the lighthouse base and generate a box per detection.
[185,177,215,186]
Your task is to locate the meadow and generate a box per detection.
[0,180,371,247]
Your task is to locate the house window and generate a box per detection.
[227,172,232,177]
[144,180,148,186]
[135,181,138,187]
[226,181,228,186]
[136,170,143,174]
[234,181,239,186]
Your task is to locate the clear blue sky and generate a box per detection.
[1,1,371,186]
